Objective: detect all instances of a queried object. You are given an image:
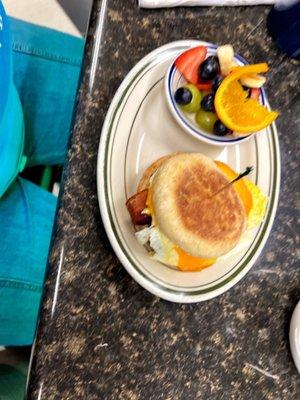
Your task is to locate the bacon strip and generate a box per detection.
[126,189,151,226]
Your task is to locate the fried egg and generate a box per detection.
[136,226,177,265]
[244,179,268,228]
[136,226,215,271]
[136,174,267,272]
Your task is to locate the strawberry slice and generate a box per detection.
[175,46,207,85]
[250,88,260,101]
[197,81,213,91]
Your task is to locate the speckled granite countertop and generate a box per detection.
[26,1,299,399]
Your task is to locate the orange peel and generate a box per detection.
[215,63,278,134]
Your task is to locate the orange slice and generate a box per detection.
[215,63,278,134]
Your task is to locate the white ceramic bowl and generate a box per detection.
[165,44,263,146]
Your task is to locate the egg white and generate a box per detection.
[135,226,179,267]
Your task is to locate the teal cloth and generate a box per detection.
[0,18,84,346]
[0,178,56,346]
[0,82,25,197]
[0,6,26,198]
[11,18,84,166]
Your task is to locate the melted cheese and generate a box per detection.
[215,160,253,215]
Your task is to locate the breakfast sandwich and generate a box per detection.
[126,153,267,271]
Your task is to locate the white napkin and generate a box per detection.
[139,0,275,8]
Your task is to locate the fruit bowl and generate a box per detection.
[165,44,264,146]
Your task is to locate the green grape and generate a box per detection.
[180,84,201,113]
[195,110,218,133]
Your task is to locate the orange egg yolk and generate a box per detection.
[175,247,216,271]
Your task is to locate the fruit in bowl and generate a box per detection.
[173,44,278,137]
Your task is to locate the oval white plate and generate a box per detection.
[97,40,280,303]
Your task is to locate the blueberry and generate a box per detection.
[174,87,192,105]
[213,120,231,136]
[199,56,220,82]
[213,76,223,92]
[201,94,215,112]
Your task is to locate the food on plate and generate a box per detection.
[195,110,218,132]
[126,153,268,272]
[173,44,278,137]
[250,88,260,101]
[215,63,279,133]
[174,86,192,105]
[240,73,266,88]
[174,83,201,113]
[175,45,207,85]
[200,94,215,112]
[212,76,223,92]
[217,44,234,76]
[245,179,268,229]
[197,81,213,91]
[213,120,231,136]
[126,189,151,226]
[199,55,220,81]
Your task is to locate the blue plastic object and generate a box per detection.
[0,1,25,197]
[267,0,300,60]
